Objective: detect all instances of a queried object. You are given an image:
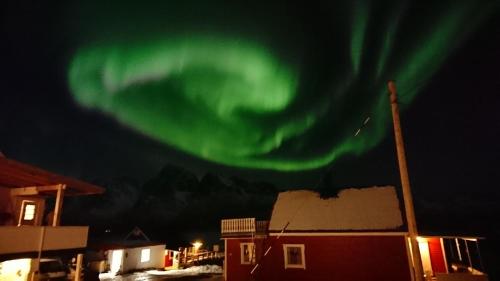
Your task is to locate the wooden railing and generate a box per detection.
[0,226,89,254]
[182,250,225,265]
[221,218,269,236]
[221,218,255,234]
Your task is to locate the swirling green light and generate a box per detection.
[69,36,319,168]
[69,1,490,171]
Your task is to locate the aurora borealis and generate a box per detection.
[68,1,492,171]
[3,1,500,275]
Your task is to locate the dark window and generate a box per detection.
[283,244,305,269]
[287,247,302,265]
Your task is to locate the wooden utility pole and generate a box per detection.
[388,80,424,281]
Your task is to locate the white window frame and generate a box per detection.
[240,242,255,265]
[19,200,37,225]
[283,244,306,269]
[140,248,151,263]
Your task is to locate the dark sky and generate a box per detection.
[1,0,500,248]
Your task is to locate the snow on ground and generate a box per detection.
[147,265,222,276]
[99,265,222,280]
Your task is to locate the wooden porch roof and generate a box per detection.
[0,156,104,196]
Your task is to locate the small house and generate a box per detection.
[95,241,166,274]
[91,227,166,274]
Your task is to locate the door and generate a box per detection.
[110,250,123,274]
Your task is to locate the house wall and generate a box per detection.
[225,237,266,281]
[0,226,89,255]
[226,235,411,281]
[122,244,165,273]
[13,196,45,226]
[0,187,13,225]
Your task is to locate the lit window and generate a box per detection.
[141,248,150,263]
[283,244,305,269]
[23,203,36,221]
[240,243,255,264]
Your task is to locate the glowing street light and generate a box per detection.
[192,241,203,251]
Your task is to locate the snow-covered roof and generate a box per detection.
[268,186,403,232]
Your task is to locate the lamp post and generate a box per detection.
[388,80,424,281]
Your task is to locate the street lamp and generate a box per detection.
[192,241,203,252]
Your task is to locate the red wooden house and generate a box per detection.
[221,186,488,281]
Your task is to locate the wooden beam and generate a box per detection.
[75,253,83,281]
[53,184,65,226]
[10,184,65,196]
[38,185,66,192]
[10,187,39,196]
[0,157,104,195]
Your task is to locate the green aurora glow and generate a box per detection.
[69,1,491,171]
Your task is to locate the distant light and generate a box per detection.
[105,229,111,233]
[192,241,203,250]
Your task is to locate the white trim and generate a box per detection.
[405,235,416,281]
[221,235,267,240]
[440,238,449,274]
[18,200,36,225]
[420,235,482,240]
[455,238,462,261]
[224,239,227,280]
[283,244,306,269]
[240,242,255,265]
[269,232,407,237]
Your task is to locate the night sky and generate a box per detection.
[1,0,500,274]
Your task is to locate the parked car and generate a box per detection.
[36,258,67,281]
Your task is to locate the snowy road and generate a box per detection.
[100,273,222,281]
[99,265,223,281]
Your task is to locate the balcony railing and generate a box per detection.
[0,226,89,255]
[221,218,268,237]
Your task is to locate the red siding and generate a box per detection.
[226,235,411,281]
[428,238,447,274]
[226,238,266,281]
[164,252,173,267]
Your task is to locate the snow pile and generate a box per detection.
[269,186,403,231]
[98,272,117,279]
[146,265,223,276]
[98,265,222,280]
